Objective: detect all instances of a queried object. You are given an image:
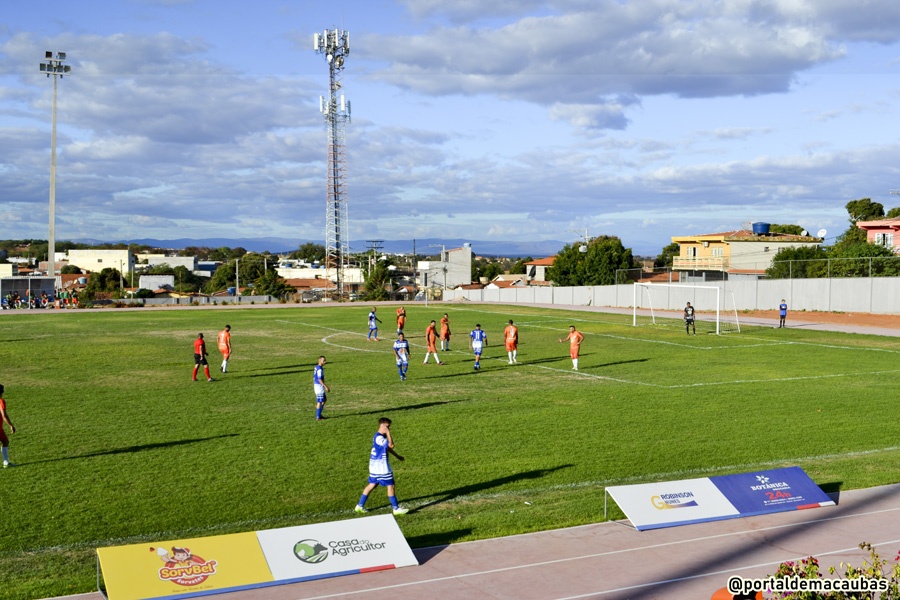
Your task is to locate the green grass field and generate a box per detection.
[1,303,899,599]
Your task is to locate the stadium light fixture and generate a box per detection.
[39,51,72,282]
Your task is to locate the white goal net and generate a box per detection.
[632,282,741,334]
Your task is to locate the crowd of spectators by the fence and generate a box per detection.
[2,290,79,310]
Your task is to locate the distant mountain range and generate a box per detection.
[78,237,567,258]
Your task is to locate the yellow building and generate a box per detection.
[672,227,821,279]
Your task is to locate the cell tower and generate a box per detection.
[314,28,351,297]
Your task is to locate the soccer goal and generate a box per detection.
[632,282,741,334]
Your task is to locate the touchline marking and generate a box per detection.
[294,513,900,600]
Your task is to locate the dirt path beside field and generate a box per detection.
[740,309,900,330]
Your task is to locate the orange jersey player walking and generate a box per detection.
[0,384,16,468]
[396,306,407,335]
[192,333,213,382]
[423,320,444,365]
[503,320,519,364]
[217,325,232,373]
[439,313,451,351]
[558,325,584,371]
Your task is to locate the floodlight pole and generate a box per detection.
[40,51,71,282]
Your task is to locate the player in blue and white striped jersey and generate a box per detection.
[355,417,409,516]
[314,356,330,421]
[393,333,411,380]
[367,307,382,341]
[469,323,488,370]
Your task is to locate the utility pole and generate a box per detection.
[365,240,384,271]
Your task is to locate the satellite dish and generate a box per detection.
[817,229,827,238]
[800,229,808,236]
[578,245,588,253]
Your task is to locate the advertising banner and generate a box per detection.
[606,477,739,531]
[709,466,835,515]
[257,514,418,582]
[606,467,833,531]
[97,531,272,600]
[97,515,418,600]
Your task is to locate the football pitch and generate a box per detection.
[1,303,899,599]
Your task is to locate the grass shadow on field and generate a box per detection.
[238,368,310,379]
[24,434,239,465]
[406,464,575,512]
[244,363,312,372]
[590,358,649,369]
[348,399,469,417]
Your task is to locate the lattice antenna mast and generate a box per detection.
[315,28,351,297]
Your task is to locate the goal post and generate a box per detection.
[633,282,740,334]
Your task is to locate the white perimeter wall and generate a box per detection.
[443,278,900,315]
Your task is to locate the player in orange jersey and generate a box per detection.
[217,325,232,373]
[0,384,16,468]
[396,306,407,335]
[439,313,451,351]
[503,319,519,364]
[423,320,444,365]
[558,325,584,370]
[192,333,213,382]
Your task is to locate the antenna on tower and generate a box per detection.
[315,27,352,298]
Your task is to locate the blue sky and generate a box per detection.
[2,0,899,256]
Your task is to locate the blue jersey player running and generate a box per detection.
[469,324,487,370]
[393,333,411,380]
[314,356,330,421]
[367,307,382,341]
[355,417,409,515]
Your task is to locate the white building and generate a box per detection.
[274,265,366,284]
[67,249,135,274]
[136,254,198,271]
[417,244,473,290]
[138,275,175,291]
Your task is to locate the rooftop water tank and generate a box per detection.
[751,222,770,235]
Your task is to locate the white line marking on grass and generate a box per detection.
[664,368,900,389]
[276,320,432,354]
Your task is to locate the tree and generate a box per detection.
[254,269,295,297]
[768,224,804,235]
[205,262,236,294]
[845,198,884,223]
[766,245,829,279]
[836,198,884,248]
[546,235,634,286]
[80,268,124,301]
[654,242,679,268]
[509,257,533,274]
[829,242,900,277]
[60,264,82,275]
[886,206,900,219]
[291,243,326,264]
[363,260,392,301]
[472,258,503,282]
